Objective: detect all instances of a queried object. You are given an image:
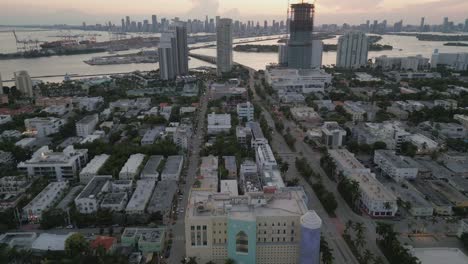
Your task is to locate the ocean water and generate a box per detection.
[1,29,468,83]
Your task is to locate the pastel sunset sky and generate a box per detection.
[1,0,467,25]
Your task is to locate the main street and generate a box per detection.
[168,91,209,264]
[248,69,361,264]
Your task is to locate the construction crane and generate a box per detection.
[12,30,40,52]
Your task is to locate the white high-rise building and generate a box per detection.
[311,39,323,69]
[14,71,33,97]
[216,18,233,76]
[175,25,189,76]
[336,32,369,69]
[159,32,177,80]
[0,72,3,94]
[431,49,468,71]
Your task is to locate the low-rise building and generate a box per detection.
[0,232,37,249]
[220,180,238,196]
[0,114,12,125]
[161,155,184,181]
[457,219,468,238]
[454,114,468,130]
[383,180,434,216]
[74,176,112,214]
[141,127,164,145]
[90,236,118,253]
[119,154,146,180]
[207,113,231,135]
[236,126,250,145]
[147,180,178,223]
[73,96,103,111]
[0,150,14,166]
[321,122,347,149]
[223,156,237,179]
[374,55,429,71]
[290,107,321,123]
[0,176,32,210]
[42,105,69,116]
[247,122,268,148]
[173,125,192,150]
[239,160,261,193]
[408,134,439,154]
[184,188,321,264]
[100,192,128,212]
[15,138,37,149]
[209,83,247,100]
[31,233,75,252]
[23,181,69,222]
[237,102,254,122]
[18,146,88,181]
[328,149,370,177]
[140,155,164,179]
[255,144,277,174]
[79,154,110,184]
[351,122,410,150]
[76,114,99,137]
[374,150,419,182]
[352,172,398,217]
[160,105,172,120]
[386,71,441,81]
[24,117,65,138]
[265,67,332,94]
[121,228,166,254]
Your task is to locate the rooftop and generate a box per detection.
[147,180,178,213]
[126,179,156,212]
[120,154,146,175]
[31,233,74,251]
[80,154,110,175]
[141,155,163,177]
[77,114,98,125]
[351,173,396,202]
[410,247,468,264]
[101,192,128,206]
[76,176,112,200]
[220,180,239,196]
[187,187,309,219]
[375,150,419,169]
[162,156,184,175]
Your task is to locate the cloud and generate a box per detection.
[186,0,220,17]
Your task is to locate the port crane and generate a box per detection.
[12,30,40,52]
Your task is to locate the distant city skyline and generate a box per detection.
[2,0,468,26]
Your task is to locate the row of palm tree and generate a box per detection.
[376,222,421,264]
[343,220,383,264]
[182,258,234,264]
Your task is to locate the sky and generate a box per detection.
[1,0,467,26]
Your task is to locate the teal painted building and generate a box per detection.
[227,216,257,264]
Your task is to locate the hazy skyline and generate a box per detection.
[1,0,468,26]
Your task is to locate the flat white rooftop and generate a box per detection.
[411,247,468,264]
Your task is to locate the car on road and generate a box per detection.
[66,225,74,229]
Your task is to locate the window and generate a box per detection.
[236,231,248,254]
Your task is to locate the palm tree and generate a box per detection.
[188,257,198,264]
[345,220,354,235]
[361,249,374,264]
[225,258,235,264]
[353,222,366,249]
[320,238,334,264]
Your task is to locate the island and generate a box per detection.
[234,43,393,53]
[443,42,468,47]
